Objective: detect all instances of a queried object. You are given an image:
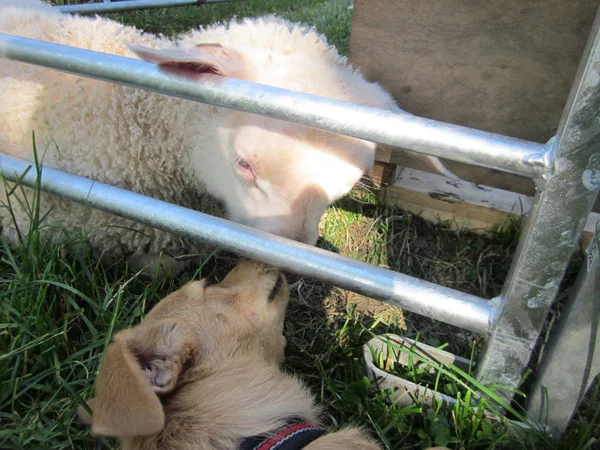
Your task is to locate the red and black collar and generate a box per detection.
[239,418,325,450]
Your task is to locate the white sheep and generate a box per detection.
[0,0,445,274]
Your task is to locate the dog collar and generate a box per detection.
[239,418,326,450]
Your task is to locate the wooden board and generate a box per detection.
[383,168,599,249]
[350,0,600,211]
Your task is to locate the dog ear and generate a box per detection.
[129,43,252,80]
[129,319,199,395]
[77,397,96,426]
[83,321,198,437]
[86,333,164,437]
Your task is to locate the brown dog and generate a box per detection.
[79,261,383,449]
[80,261,449,450]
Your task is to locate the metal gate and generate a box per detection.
[0,0,598,432]
[55,0,244,15]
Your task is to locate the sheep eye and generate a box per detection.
[235,156,256,184]
[237,158,251,170]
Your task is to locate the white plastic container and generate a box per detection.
[363,334,473,407]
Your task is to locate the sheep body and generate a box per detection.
[1,1,215,270]
[0,0,398,273]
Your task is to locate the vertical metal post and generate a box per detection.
[476,8,600,393]
[527,226,600,434]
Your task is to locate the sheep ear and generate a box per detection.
[403,150,459,179]
[387,105,459,179]
[129,43,252,80]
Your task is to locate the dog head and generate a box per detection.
[79,260,289,437]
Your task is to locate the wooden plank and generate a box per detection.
[374,144,392,164]
[377,150,600,213]
[384,148,536,197]
[365,161,394,188]
[383,168,599,248]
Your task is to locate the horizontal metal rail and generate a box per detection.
[0,33,549,179]
[0,154,494,335]
[57,0,245,15]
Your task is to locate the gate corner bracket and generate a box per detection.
[523,135,557,189]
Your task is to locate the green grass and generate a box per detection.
[53,0,354,55]
[3,1,599,449]
[2,171,596,449]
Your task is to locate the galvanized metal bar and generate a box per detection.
[57,0,245,15]
[0,33,548,179]
[476,9,600,392]
[527,226,600,435]
[0,154,493,335]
